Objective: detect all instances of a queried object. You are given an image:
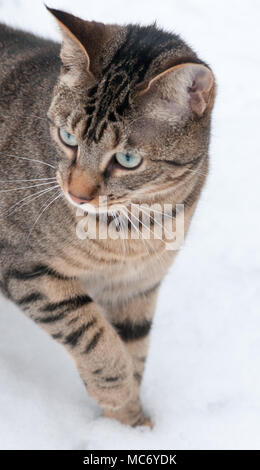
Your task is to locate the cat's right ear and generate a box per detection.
[46,6,112,82]
[135,62,215,121]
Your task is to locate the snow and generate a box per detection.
[0,0,260,450]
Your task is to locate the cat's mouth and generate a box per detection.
[63,186,130,217]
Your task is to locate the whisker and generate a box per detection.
[0,181,58,192]
[131,202,176,221]
[121,207,150,257]
[0,177,56,183]
[127,206,170,267]
[29,114,49,122]
[118,212,127,260]
[183,167,208,178]
[127,208,153,257]
[130,203,172,239]
[4,185,59,218]
[127,208,151,238]
[137,205,175,241]
[26,190,62,241]
[0,112,48,122]
[0,152,56,169]
[111,210,128,260]
[127,207,167,261]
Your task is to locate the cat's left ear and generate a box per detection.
[46,6,114,80]
[136,63,215,118]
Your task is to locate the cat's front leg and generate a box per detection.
[5,264,134,411]
[104,283,160,427]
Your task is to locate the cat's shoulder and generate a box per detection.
[0,22,58,54]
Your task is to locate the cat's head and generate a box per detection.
[47,7,215,215]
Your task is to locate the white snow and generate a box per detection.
[0,0,260,450]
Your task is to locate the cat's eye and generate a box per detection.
[115,152,142,169]
[59,128,78,147]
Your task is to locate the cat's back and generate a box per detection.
[0,23,60,103]
[0,23,59,66]
[0,24,60,200]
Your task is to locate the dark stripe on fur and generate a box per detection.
[141,282,160,297]
[17,292,44,305]
[84,328,104,354]
[134,372,142,383]
[104,375,121,383]
[113,319,152,342]
[5,264,71,283]
[6,265,48,281]
[41,294,92,313]
[52,333,63,340]
[66,317,79,326]
[37,312,66,324]
[64,319,97,347]
[92,368,103,375]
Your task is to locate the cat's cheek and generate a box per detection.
[56,171,66,193]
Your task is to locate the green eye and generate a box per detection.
[115,152,142,169]
[59,128,78,147]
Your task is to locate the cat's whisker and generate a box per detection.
[127,209,152,247]
[0,152,56,169]
[130,203,175,247]
[130,203,177,262]
[0,180,58,192]
[111,210,121,232]
[135,204,175,241]
[120,208,138,236]
[0,177,56,183]
[184,167,208,178]
[26,190,62,241]
[120,217,127,259]
[115,210,128,259]
[29,114,49,121]
[131,202,177,221]
[5,185,60,218]
[0,112,48,122]
[121,208,150,257]
[130,210,160,258]
[110,210,127,259]
[126,207,167,266]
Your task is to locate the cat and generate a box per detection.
[0,6,215,427]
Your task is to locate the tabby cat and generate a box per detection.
[0,7,215,427]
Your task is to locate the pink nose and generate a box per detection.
[68,191,91,205]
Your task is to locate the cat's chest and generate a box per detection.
[79,248,173,306]
[51,238,174,304]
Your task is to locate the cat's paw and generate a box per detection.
[87,353,134,410]
[132,414,153,429]
[103,403,153,428]
[89,375,134,410]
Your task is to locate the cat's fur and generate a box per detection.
[0,7,215,427]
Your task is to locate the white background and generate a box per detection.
[0,0,260,450]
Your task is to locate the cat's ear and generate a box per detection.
[46,6,112,79]
[136,63,215,119]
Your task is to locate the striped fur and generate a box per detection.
[0,9,215,427]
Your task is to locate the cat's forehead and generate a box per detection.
[69,25,180,143]
[51,23,196,144]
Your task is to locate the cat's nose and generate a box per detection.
[68,191,93,205]
[68,167,100,205]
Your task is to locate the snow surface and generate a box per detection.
[0,0,260,450]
